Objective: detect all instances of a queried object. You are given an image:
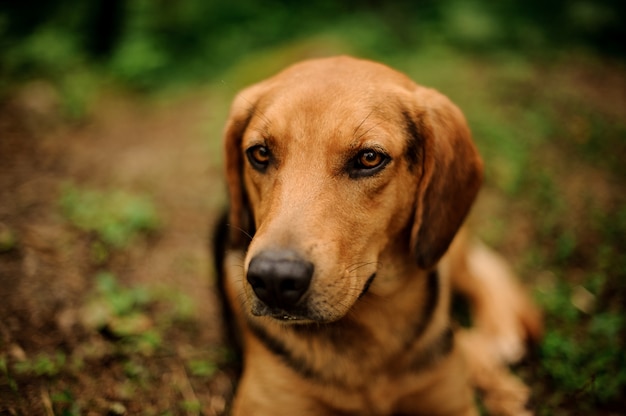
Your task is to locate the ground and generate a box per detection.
[0,88,234,415]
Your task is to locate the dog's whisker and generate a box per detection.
[352,104,379,139]
[346,261,382,274]
[239,91,272,127]
[354,119,387,142]
[227,224,254,241]
[220,79,273,127]
[346,262,368,273]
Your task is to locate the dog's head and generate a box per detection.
[223,56,482,323]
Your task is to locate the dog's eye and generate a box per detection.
[358,151,384,169]
[350,149,390,178]
[246,145,271,171]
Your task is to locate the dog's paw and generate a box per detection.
[457,330,534,416]
[466,241,543,364]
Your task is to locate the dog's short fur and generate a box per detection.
[215,56,542,416]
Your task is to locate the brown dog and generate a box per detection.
[216,56,541,416]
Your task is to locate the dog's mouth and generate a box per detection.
[273,312,304,321]
[251,305,312,322]
[250,272,378,323]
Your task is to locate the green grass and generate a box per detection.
[13,352,67,377]
[186,358,218,378]
[82,272,160,352]
[59,183,160,261]
[2,269,203,413]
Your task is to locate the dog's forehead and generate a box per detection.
[248,93,404,156]
[262,58,413,110]
[275,56,415,88]
[244,65,415,155]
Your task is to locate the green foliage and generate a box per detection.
[180,400,202,413]
[57,69,100,120]
[2,0,625,96]
[13,352,66,377]
[186,358,218,378]
[3,271,199,413]
[95,271,150,316]
[83,272,161,355]
[533,196,626,409]
[51,390,81,416]
[1,23,83,78]
[0,223,17,252]
[0,356,17,392]
[539,310,626,405]
[60,184,160,260]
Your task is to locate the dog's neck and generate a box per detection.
[245,261,452,389]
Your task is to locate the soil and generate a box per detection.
[0,85,234,415]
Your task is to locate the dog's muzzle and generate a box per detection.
[246,250,314,318]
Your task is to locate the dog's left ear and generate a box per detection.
[222,83,267,247]
[409,88,483,269]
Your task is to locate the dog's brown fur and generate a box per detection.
[216,56,542,416]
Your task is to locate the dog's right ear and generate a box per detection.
[223,84,266,247]
[408,87,483,270]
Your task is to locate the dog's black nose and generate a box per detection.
[247,250,313,311]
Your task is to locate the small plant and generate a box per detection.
[59,184,160,261]
[539,311,625,405]
[51,389,81,416]
[186,358,218,378]
[82,272,162,355]
[0,356,18,392]
[180,400,202,413]
[536,262,626,410]
[13,352,66,377]
[0,223,17,252]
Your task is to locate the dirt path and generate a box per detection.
[0,87,233,415]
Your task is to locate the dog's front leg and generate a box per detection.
[230,339,335,416]
[393,346,479,416]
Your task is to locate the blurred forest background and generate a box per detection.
[1,1,625,415]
